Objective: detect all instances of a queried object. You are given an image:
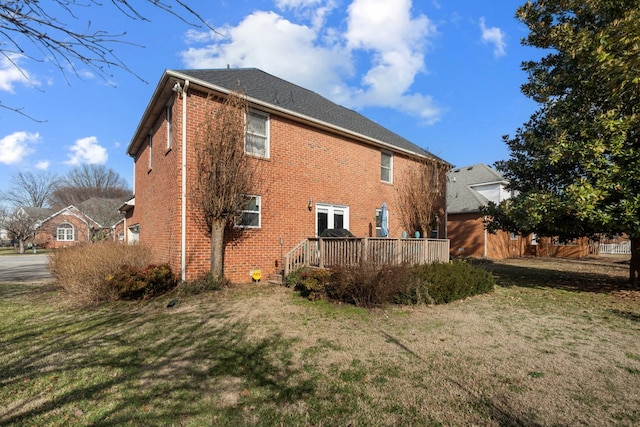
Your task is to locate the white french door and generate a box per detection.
[316,203,349,236]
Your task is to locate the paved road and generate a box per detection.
[0,254,52,282]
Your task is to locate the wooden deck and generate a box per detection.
[284,237,450,276]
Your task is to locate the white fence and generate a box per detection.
[599,242,631,255]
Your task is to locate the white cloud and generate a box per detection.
[345,0,439,122]
[35,160,50,170]
[180,0,442,124]
[479,17,506,58]
[65,136,108,165]
[0,55,32,93]
[181,11,352,102]
[0,131,39,164]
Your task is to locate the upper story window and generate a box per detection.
[381,151,393,183]
[236,196,261,228]
[245,110,269,158]
[166,101,173,150]
[57,223,74,241]
[148,133,153,169]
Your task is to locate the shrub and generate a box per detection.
[328,262,413,308]
[48,242,153,305]
[407,260,495,304]
[178,272,230,295]
[287,268,331,301]
[106,263,178,300]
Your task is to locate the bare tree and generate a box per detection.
[49,165,130,208]
[396,157,448,238]
[0,206,46,253]
[0,171,59,208]
[1,0,214,118]
[194,92,262,278]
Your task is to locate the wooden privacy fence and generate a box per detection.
[284,237,450,276]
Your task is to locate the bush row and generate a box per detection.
[49,242,232,306]
[285,260,495,308]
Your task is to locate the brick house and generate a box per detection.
[123,68,449,283]
[447,163,594,259]
[447,164,526,258]
[29,199,125,249]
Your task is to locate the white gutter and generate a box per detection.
[180,80,190,281]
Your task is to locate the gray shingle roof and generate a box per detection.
[172,68,442,160]
[447,164,507,214]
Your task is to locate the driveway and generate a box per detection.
[0,254,52,282]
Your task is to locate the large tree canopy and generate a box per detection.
[485,0,640,283]
[49,164,130,208]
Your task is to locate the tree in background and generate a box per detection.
[0,171,59,208]
[194,92,262,278]
[0,207,46,253]
[1,0,212,118]
[49,165,130,208]
[484,0,640,284]
[396,157,448,239]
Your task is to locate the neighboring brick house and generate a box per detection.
[29,199,125,248]
[33,205,101,248]
[447,163,593,259]
[123,68,449,283]
[447,164,525,258]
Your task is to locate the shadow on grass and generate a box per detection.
[471,258,635,294]
[609,309,640,322]
[0,285,315,425]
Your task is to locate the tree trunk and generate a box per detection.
[210,219,226,278]
[630,237,640,287]
[18,239,25,254]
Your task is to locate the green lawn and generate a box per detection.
[1,257,639,426]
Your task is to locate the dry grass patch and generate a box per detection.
[1,256,639,426]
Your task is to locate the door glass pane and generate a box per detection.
[317,211,328,236]
[334,212,344,229]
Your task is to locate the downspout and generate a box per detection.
[483,215,488,257]
[180,80,190,282]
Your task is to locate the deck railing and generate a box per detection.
[284,237,450,276]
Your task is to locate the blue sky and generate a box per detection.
[0,0,540,195]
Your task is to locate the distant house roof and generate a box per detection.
[79,198,125,228]
[20,206,53,221]
[128,68,446,163]
[447,164,508,214]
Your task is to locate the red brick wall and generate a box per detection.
[128,88,447,283]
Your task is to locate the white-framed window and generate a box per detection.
[236,196,261,228]
[375,208,390,237]
[245,110,269,158]
[381,151,393,183]
[148,133,153,169]
[57,223,74,241]
[166,101,173,149]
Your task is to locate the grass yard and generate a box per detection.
[1,256,639,426]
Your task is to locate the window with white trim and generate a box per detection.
[148,133,153,169]
[375,209,383,237]
[57,223,74,241]
[245,110,269,158]
[237,196,261,228]
[166,101,173,149]
[381,151,393,183]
